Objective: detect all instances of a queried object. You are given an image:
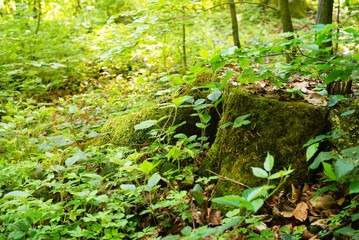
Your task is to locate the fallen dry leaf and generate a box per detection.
[293,202,308,222]
[301,229,316,239]
[305,93,327,107]
[281,210,294,218]
[206,209,222,225]
[310,194,336,210]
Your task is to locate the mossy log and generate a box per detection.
[199,88,328,196]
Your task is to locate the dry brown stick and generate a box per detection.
[206,169,250,189]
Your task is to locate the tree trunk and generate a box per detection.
[278,0,294,63]
[316,0,350,95]
[228,0,241,49]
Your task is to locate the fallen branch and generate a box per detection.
[206,169,250,189]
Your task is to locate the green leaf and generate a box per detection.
[193,103,214,110]
[341,110,356,116]
[334,227,356,237]
[134,120,157,131]
[251,167,268,178]
[349,180,359,194]
[181,226,192,236]
[194,98,206,106]
[37,142,54,151]
[306,143,319,161]
[322,162,337,180]
[139,160,157,173]
[250,198,264,212]
[65,150,87,166]
[305,44,319,51]
[3,191,30,198]
[212,195,246,207]
[212,60,227,73]
[120,184,136,191]
[207,89,222,102]
[219,122,233,129]
[233,114,251,128]
[200,49,210,59]
[264,152,274,172]
[148,173,161,189]
[352,213,359,221]
[309,151,334,169]
[325,70,342,84]
[195,123,206,129]
[334,158,355,179]
[311,24,329,31]
[168,146,181,161]
[202,113,212,123]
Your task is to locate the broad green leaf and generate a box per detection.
[251,167,268,178]
[303,135,329,147]
[322,162,337,180]
[134,120,157,131]
[233,114,251,128]
[250,198,264,212]
[305,44,319,52]
[94,195,109,203]
[174,133,187,139]
[168,146,180,161]
[309,151,334,169]
[120,184,136,191]
[200,49,210,59]
[264,152,274,172]
[193,103,213,110]
[202,113,212,123]
[219,122,233,129]
[311,24,329,31]
[65,151,87,166]
[212,195,246,207]
[341,110,356,116]
[87,131,100,138]
[181,226,192,236]
[194,98,206,106]
[37,142,54,151]
[212,60,227,73]
[349,180,359,194]
[195,123,206,129]
[139,160,157,173]
[207,89,222,102]
[334,158,355,179]
[325,70,342,84]
[3,191,30,198]
[306,143,319,161]
[148,173,161,189]
[352,213,359,221]
[334,227,356,237]
[233,120,250,128]
[193,184,203,193]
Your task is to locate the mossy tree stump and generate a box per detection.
[199,88,328,196]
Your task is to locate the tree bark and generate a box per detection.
[228,0,241,49]
[278,0,294,63]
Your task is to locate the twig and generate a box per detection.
[206,169,250,189]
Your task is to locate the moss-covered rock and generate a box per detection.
[199,88,328,197]
[100,99,221,147]
[100,105,165,147]
[328,106,359,150]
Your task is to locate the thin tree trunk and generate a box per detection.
[182,23,187,72]
[279,0,294,63]
[228,0,241,49]
[35,0,41,34]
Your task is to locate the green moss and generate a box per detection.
[100,105,167,147]
[200,88,328,198]
[328,107,359,150]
